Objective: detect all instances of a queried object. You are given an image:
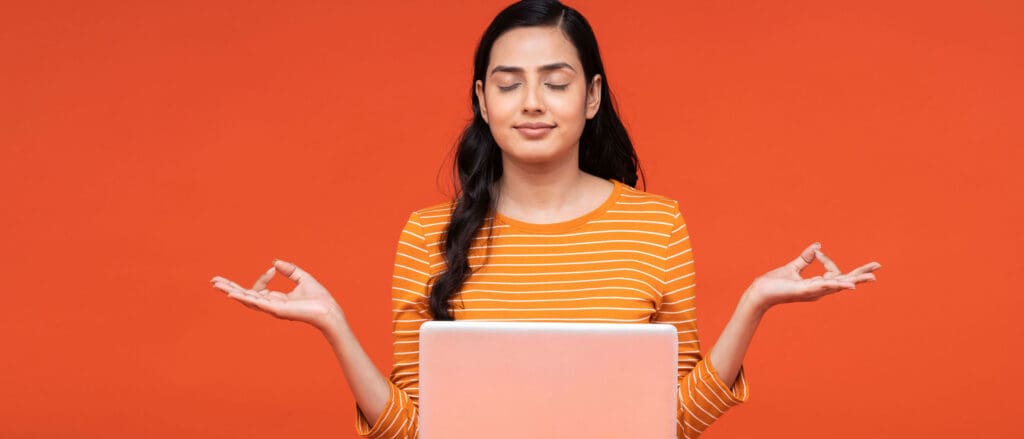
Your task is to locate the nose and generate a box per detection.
[522,83,545,114]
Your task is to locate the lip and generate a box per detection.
[515,122,555,129]
[514,123,555,139]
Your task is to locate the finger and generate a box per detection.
[794,281,845,301]
[809,276,856,291]
[213,276,252,296]
[211,276,245,291]
[788,242,820,273]
[814,249,842,277]
[211,279,246,296]
[227,289,278,315]
[212,282,261,311]
[274,259,312,284]
[252,266,276,291]
[847,261,882,277]
[212,274,271,299]
[845,273,877,284]
[213,280,270,302]
[233,295,261,311]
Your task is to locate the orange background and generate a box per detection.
[2,0,1020,437]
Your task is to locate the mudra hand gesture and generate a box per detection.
[746,242,881,312]
[210,259,343,333]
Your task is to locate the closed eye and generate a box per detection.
[497,83,569,92]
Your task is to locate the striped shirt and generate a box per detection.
[355,178,749,439]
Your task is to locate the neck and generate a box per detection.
[495,150,587,214]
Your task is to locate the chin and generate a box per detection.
[500,143,567,164]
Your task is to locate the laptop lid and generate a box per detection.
[419,321,677,439]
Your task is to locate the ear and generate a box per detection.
[585,74,602,120]
[475,79,489,124]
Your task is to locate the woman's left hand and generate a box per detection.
[745,242,881,312]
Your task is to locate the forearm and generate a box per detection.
[708,290,767,388]
[320,308,391,427]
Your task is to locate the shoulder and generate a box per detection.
[410,200,456,225]
[395,201,456,248]
[615,181,683,219]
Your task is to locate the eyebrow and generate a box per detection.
[489,62,576,76]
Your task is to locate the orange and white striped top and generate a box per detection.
[355,178,749,439]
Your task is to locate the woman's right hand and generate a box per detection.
[210,259,344,334]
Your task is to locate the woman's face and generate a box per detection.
[475,26,602,167]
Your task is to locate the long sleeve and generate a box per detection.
[354,210,431,438]
[653,200,750,439]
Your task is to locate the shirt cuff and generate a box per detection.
[698,357,750,407]
[354,380,398,438]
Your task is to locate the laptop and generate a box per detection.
[418,321,678,438]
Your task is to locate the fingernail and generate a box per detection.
[813,242,821,248]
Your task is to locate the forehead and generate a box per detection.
[489,26,581,71]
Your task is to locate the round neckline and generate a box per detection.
[493,178,623,233]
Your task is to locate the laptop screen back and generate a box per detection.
[418,321,677,439]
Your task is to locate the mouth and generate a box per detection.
[514,124,555,139]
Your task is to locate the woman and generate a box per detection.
[210,1,881,438]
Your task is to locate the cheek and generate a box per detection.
[549,98,586,120]
[548,94,589,135]
[487,98,520,122]
[549,86,588,116]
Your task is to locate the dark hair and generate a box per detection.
[428,0,645,320]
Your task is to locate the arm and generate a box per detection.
[653,201,750,439]
[209,211,437,439]
[707,292,765,389]
[351,211,432,438]
[321,309,392,426]
[210,258,408,433]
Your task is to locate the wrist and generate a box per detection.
[318,305,348,338]
[739,288,772,317]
